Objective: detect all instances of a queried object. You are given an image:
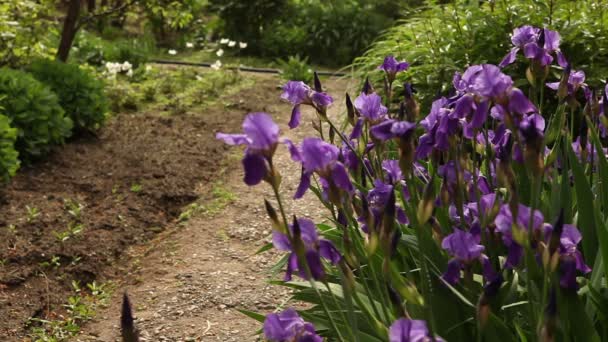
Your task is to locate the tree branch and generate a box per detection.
[75,0,139,30]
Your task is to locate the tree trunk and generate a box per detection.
[87,0,96,12]
[56,0,81,62]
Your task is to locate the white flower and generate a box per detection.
[168,49,177,55]
[216,49,224,57]
[220,38,229,44]
[228,40,236,47]
[239,42,247,49]
[126,69,134,78]
[211,60,222,70]
[195,75,203,81]
[145,65,152,72]
[121,61,132,72]
[186,42,194,48]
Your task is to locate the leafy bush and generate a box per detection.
[0,68,72,160]
[219,23,608,342]
[0,0,55,66]
[277,55,313,84]
[105,82,139,113]
[72,31,153,68]
[353,0,608,108]
[0,110,19,183]
[28,59,108,132]
[213,0,400,66]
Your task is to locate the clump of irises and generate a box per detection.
[218,25,608,341]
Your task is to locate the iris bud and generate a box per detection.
[417,181,435,225]
[345,93,356,126]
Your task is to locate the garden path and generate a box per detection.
[75,74,352,342]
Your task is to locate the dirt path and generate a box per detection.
[74,75,352,342]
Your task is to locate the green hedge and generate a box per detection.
[0,68,72,160]
[0,111,19,183]
[29,59,108,132]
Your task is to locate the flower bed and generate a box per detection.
[219,26,608,341]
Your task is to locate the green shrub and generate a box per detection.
[0,110,20,183]
[28,59,108,132]
[106,82,139,113]
[353,0,608,108]
[72,31,153,68]
[0,68,72,160]
[277,55,313,84]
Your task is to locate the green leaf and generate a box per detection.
[255,242,273,254]
[238,309,266,323]
[566,139,598,263]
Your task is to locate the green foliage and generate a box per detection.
[0,112,19,183]
[213,0,398,66]
[209,0,288,51]
[105,81,139,113]
[28,59,108,132]
[0,68,72,160]
[72,31,153,68]
[353,0,608,108]
[144,0,208,46]
[0,0,56,67]
[277,55,313,84]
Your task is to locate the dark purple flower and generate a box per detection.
[440,227,498,285]
[442,229,485,261]
[546,69,586,95]
[389,318,443,342]
[354,92,388,123]
[416,98,460,158]
[500,26,568,68]
[559,224,591,289]
[470,64,514,99]
[272,218,341,281]
[379,55,409,82]
[370,119,416,141]
[281,81,333,129]
[264,308,322,342]
[290,138,353,199]
[216,113,281,186]
[494,203,546,268]
[367,179,409,226]
[382,159,403,184]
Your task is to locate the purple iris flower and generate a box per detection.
[458,65,537,115]
[546,69,587,95]
[416,97,460,158]
[289,138,354,199]
[441,227,497,285]
[378,55,409,82]
[272,218,341,281]
[571,136,608,165]
[450,193,500,226]
[389,318,444,342]
[494,203,547,268]
[281,81,333,129]
[370,119,416,141]
[382,159,403,184]
[216,112,281,186]
[354,92,388,123]
[438,161,491,204]
[263,308,322,342]
[500,26,568,68]
[368,179,409,226]
[559,225,591,289]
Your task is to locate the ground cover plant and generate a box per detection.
[219,25,608,341]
